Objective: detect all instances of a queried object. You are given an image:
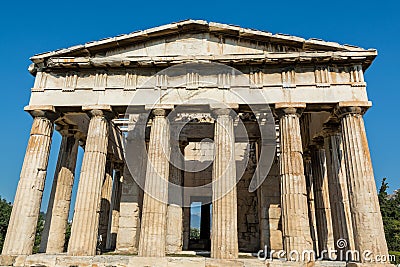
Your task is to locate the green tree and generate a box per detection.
[190,228,200,240]
[64,221,71,252]
[378,178,389,207]
[0,197,12,252]
[32,212,45,254]
[378,178,400,263]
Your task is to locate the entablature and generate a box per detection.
[31,61,368,93]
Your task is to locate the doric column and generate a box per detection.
[98,158,114,251]
[2,107,57,255]
[303,153,319,254]
[138,108,171,257]
[276,104,313,255]
[166,139,187,254]
[337,105,388,260]
[310,141,335,255]
[39,125,79,254]
[211,108,238,259]
[106,166,122,251]
[323,123,355,258]
[67,108,113,256]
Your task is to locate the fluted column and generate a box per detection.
[39,125,79,254]
[138,108,170,257]
[211,108,238,259]
[337,105,388,260]
[106,166,122,250]
[67,108,113,256]
[98,158,114,251]
[310,141,335,255]
[166,139,187,253]
[2,108,57,255]
[323,123,355,258]
[276,105,313,255]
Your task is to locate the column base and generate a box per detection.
[114,248,138,255]
[0,255,26,267]
[0,255,17,266]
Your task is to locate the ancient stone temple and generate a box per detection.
[0,20,392,267]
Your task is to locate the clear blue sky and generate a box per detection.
[0,0,399,213]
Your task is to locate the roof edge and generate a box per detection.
[30,19,374,63]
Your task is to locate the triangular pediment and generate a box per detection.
[30,20,372,63]
[103,32,301,58]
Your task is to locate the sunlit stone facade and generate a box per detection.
[0,20,390,267]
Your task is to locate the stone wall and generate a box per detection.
[236,143,260,252]
[258,159,283,251]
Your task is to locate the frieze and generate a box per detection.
[32,64,365,92]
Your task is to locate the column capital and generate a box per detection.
[152,108,167,117]
[334,101,371,118]
[24,105,59,121]
[83,105,115,120]
[87,109,115,120]
[210,103,238,119]
[274,107,302,118]
[274,102,306,118]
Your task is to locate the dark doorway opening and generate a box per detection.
[189,201,211,251]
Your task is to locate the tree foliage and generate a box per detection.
[32,212,45,254]
[64,221,71,252]
[0,197,12,252]
[190,228,200,240]
[378,178,400,254]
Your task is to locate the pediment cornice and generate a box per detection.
[30,20,376,71]
[41,50,376,70]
